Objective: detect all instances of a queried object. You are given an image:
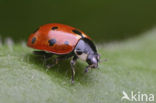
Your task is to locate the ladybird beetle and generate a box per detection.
[27,23,100,83]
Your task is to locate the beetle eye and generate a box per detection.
[76,50,83,55]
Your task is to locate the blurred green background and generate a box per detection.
[0,0,156,42]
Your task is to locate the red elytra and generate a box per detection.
[27,23,90,54]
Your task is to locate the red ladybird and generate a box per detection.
[27,23,100,83]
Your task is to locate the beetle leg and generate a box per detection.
[33,51,53,59]
[84,63,98,73]
[84,66,90,73]
[33,51,54,66]
[47,55,72,68]
[33,51,47,55]
[84,65,93,73]
[70,56,78,84]
[46,58,59,68]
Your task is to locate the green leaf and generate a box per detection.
[0,29,156,103]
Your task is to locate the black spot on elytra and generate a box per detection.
[33,27,39,33]
[52,26,58,30]
[32,37,36,44]
[64,41,69,45]
[48,39,56,46]
[72,29,83,37]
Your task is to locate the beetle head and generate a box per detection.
[74,38,100,68]
[86,53,100,68]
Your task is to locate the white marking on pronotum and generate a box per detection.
[78,53,88,61]
[5,37,14,51]
[74,51,88,61]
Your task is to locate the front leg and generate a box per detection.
[70,56,78,84]
[84,65,91,73]
[84,64,95,73]
[84,63,98,73]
